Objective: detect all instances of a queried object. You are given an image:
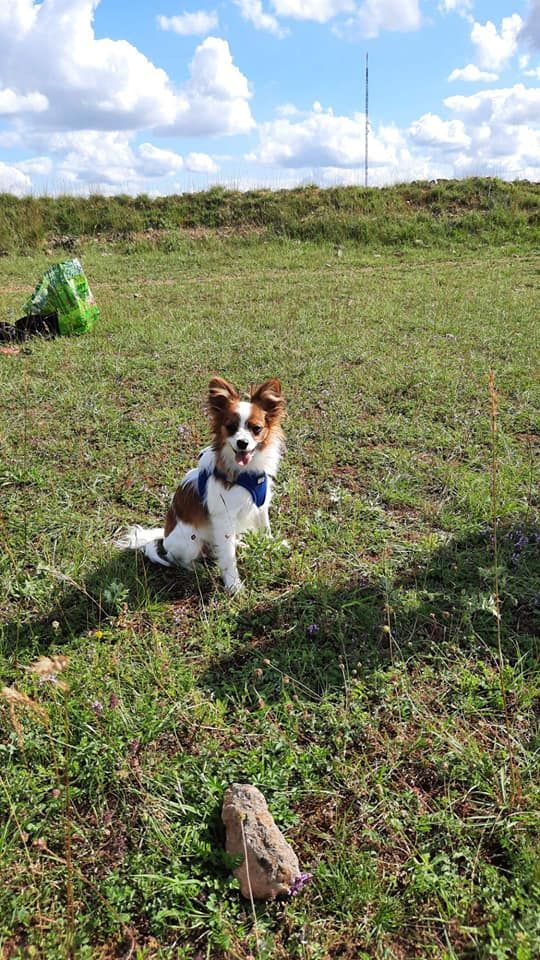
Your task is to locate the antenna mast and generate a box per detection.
[364,51,369,188]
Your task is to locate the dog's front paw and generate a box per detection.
[224,576,244,595]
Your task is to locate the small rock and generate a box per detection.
[222,783,300,900]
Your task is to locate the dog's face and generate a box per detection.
[208,377,285,468]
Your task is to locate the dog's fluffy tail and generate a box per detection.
[115,525,172,567]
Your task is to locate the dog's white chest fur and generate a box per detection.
[116,376,285,592]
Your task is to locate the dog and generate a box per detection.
[117,376,285,592]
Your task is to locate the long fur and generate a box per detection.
[116,377,285,591]
[115,526,171,567]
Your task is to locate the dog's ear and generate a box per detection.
[251,379,285,423]
[208,377,239,415]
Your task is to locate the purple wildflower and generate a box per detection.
[109,693,119,709]
[307,623,319,636]
[288,872,313,896]
[508,529,539,565]
[91,699,104,715]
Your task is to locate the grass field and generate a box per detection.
[1,219,539,958]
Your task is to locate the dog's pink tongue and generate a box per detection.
[236,450,253,466]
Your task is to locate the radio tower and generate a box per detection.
[364,51,369,188]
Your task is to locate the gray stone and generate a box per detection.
[222,783,300,900]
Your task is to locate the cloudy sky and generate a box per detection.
[0,0,539,194]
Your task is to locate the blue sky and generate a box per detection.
[0,0,538,194]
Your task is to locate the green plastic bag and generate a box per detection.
[24,259,99,336]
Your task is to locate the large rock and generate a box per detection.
[222,783,300,899]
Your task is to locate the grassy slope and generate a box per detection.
[0,177,539,252]
[0,230,539,959]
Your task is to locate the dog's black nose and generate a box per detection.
[236,439,249,450]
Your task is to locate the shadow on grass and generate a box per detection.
[0,548,215,659]
[200,523,539,702]
[2,523,538,682]
[1,523,537,960]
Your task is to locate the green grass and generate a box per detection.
[0,177,539,253]
[0,226,539,959]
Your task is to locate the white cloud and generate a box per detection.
[471,14,523,72]
[15,155,53,176]
[249,81,540,185]
[185,151,219,173]
[0,0,38,39]
[162,37,254,136]
[315,160,437,185]
[0,0,177,131]
[337,0,421,38]
[56,132,138,186]
[0,10,252,196]
[0,131,22,149]
[236,0,422,33]
[270,0,353,22]
[8,128,220,191]
[519,51,540,76]
[0,2,253,139]
[189,37,251,100]
[134,145,218,180]
[157,10,219,36]
[236,0,285,35]
[137,142,184,176]
[0,88,48,115]
[0,159,31,194]
[448,64,499,83]
[520,0,540,49]
[415,85,540,179]
[0,0,184,130]
[409,113,471,149]
[249,104,409,168]
[276,102,301,117]
[9,132,196,195]
[438,0,473,19]
[444,84,540,124]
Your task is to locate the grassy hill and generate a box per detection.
[0,190,539,959]
[1,177,539,254]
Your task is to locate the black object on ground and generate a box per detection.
[0,312,59,343]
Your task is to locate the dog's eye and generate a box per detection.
[250,424,263,436]
[226,422,237,435]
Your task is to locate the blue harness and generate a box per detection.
[197,466,268,508]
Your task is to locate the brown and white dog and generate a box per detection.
[117,377,285,592]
